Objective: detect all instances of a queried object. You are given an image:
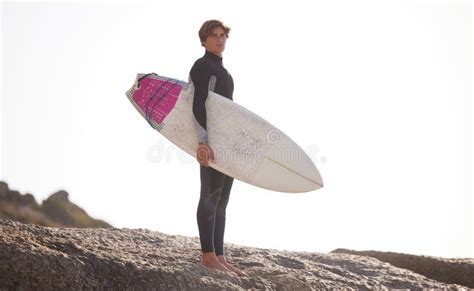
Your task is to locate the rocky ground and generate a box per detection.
[1,219,471,290]
[331,248,474,288]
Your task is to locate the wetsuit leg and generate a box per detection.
[214,174,234,256]
[197,165,226,253]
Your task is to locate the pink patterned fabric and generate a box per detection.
[132,77,181,124]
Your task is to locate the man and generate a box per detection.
[189,19,246,277]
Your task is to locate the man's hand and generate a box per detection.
[197,143,215,167]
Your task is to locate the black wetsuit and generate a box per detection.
[189,50,234,255]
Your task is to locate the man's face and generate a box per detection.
[203,27,227,56]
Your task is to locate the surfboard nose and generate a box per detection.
[247,131,324,194]
[252,156,323,193]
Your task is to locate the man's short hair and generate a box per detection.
[198,19,231,46]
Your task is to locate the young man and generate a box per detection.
[189,19,247,277]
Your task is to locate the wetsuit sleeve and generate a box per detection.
[190,60,213,144]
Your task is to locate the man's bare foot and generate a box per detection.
[200,252,231,273]
[217,255,248,277]
[200,260,230,273]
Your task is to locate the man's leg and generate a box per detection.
[214,174,233,256]
[197,165,218,253]
[213,174,247,276]
[197,165,229,272]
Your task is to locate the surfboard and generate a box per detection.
[125,73,323,193]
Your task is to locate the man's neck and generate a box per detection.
[206,50,223,58]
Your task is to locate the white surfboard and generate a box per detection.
[126,73,323,193]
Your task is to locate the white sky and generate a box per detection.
[1,0,472,258]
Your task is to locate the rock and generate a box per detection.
[22,193,39,207]
[331,248,474,288]
[41,190,110,228]
[46,190,70,202]
[0,181,111,228]
[0,181,8,197]
[0,219,470,290]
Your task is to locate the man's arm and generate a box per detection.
[190,60,214,144]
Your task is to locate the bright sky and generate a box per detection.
[1,1,472,258]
